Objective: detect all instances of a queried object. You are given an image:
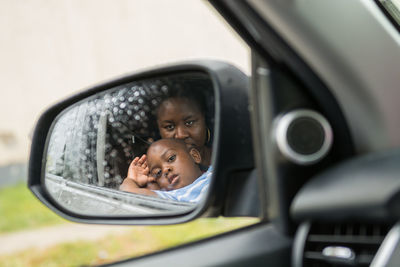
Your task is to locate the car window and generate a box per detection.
[0,1,255,265]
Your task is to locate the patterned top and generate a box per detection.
[153,167,212,203]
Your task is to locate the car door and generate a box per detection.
[122,0,400,266]
[210,1,400,267]
[108,0,400,265]
[27,0,400,266]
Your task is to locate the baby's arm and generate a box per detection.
[119,178,157,196]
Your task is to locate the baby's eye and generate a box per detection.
[168,155,176,162]
[152,169,162,179]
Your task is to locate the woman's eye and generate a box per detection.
[164,124,174,131]
[168,155,176,162]
[185,120,195,127]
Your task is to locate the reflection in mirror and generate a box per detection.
[45,72,214,216]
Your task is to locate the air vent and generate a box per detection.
[294,222,392,267]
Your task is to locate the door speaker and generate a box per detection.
[274,109,333,165]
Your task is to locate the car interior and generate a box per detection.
[27,0,400,266]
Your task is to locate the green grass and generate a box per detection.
[0,183,259,266]
[0,217,258,267]
[0,183,66,233]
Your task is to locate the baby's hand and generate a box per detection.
[126,154,150,187]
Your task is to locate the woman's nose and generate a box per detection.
[174,126,189,139]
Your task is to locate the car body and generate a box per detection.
[28,0,400,266]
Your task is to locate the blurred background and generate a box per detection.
[0,1,254,266]
[0,0,250,172]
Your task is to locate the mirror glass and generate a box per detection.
[44,71,214,216]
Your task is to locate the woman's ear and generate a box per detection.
[189,148,202,164]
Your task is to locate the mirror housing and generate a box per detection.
[28,60,255,225]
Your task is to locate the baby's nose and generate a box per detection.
[163,166,172,176]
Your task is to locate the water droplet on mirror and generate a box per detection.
[134,115,140,121]
[128,97,134,102]
[138,98,144,104]
[134,91,140,97]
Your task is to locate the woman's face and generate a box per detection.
[157,97,207,152]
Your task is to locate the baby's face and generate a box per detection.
[147,139,202,191]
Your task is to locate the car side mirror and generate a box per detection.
[28,60,254,225]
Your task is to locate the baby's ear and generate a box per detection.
[189,148,202,164]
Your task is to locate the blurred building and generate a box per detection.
[0,0,249,169]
